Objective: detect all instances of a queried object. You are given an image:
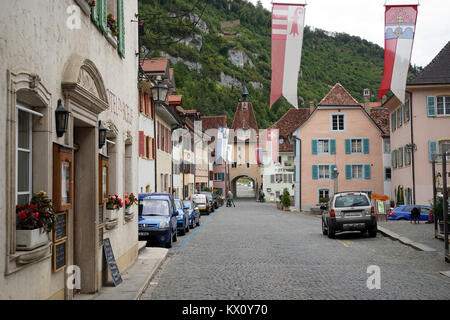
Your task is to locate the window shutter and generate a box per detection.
[312,139,318,155]
[399,147,403,167]
[330,165,336,179]
[152,138,156,159]
[364,165,371,180]
[345,165,352,180]
[427,96,436,117]
[363,138,370,154]
[391,151,395,168]
[98,0,107,35]
[144,93,149,115]
[138,131,144,157]
[429,140,438,162]
[345,139,351,154]
[139,90,143,113]
[330,139,336,155]
[293,165,296,182]
[117,0,125,58]
[312,165,318,180]
[393,110,397,129]
[91,1,99,26]
[145,136,150,158]
[405,100,410,122]
[165,127,169,153]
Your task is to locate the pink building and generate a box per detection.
[296,84,388,209]
[383,41,450,205]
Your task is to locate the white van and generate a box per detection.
[191,194,210,214]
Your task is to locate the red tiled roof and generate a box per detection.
[200,116,228,130]
[408,41,450,85]
[270,108,310,152]
[369,106,390,137]
[140,58,168,74]
[168,95,182,105]
[318,83,361,106]
[231,102,258,131]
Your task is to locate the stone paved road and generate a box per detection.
[141,199,450,300]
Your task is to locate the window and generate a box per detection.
[352,165,363,179]
[385,167,391,181]
[318,139,329,153]
[384,139,391,154]
[397,106,403,127]
[318,165,330,179]
[17,109,32,206]
[437,96,450,116]
[405,100,410,122]
[318,189,330,203]
[405,147,411,166]
[398,147,404,167]
[351,139,362,153]
[214,173,224,181]
[331,114,345,131]
[231,162,237,168]
[440,140,450,161]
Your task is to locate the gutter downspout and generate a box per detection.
[406,90,416,204]
[154,106,158,193]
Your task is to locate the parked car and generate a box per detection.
[183,200,201,228]
[138,193,177,248]
[200,191,216,211]
[388,205,431,221]
[321,191,377,238]
[174,198,190,235]
[191,194,211,214]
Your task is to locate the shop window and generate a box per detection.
[17,109,33,206]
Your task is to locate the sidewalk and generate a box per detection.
[377,218,447,254]
[76,241,168,300]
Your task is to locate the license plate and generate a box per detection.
[139,232,149,236]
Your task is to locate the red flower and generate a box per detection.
[125,199,130,205]
[18,210,27,219]
[34,212,39,219]
[112,195,116,200]
[29,204,37,211]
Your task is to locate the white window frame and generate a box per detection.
[318,165,331,180]
[351,138,363,154]
[384,167,392,181]
[351,164,364,180]
[437,96,450,116]
[330,113,346,132]
[439,140,450,161]
[317,139,330,154]
[384,139,391,154]
[318,188,331,203]
[16,106,33,206]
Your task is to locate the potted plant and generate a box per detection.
[106,194,123,221]
[124,193,138,215]
[107,14,119,37]
[432,196,449,234]
[281,189,291,211]
[16,191,56,251]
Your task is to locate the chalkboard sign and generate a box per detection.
[103,238,122,286]
[53,241,66,272]
[54,212,68,242]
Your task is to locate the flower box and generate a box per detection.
[125,207,134,215]
[16,228,49,251]
[105,209,119,221]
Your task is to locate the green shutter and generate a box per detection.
[363,138,370,154]
[312,139,318,155]
[345,165,352,180]
[330,165,336,179]
[330,139,336,155]
[345,139,351,154]
[312,165,318,180]
[429,140,438,162]
[91,1,99,26]
[405,100,410,122]
[118,0,125,58]
[364,165,371,180]
[427,96,436,117]
[98,0,108,35]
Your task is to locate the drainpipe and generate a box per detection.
[154,110,158,193]
[406,90,416,204]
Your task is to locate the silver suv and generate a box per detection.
[321,192,377,238]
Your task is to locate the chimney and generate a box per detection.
[309,101,315,114]
[363,88,370,113]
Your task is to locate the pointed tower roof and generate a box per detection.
[318,83,361,106]
[231,101,258,131]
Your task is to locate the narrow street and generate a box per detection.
[141,199,450,300]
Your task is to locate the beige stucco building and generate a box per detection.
[0,0,139,299]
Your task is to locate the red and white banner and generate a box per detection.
[270,3,305,109]
[260,129,279,164]
[378,5,418,103]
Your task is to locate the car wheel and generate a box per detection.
[360,229,367,235]
[166,233,173,248]
[185,221,190,233]
[322,219,328,235]
[179,226,186,236]
[327,225,336,239]
[368,227,377,237]
[173,230,177,242]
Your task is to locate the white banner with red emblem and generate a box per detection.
[270,3,306,109]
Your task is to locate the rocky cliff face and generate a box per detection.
[228,49,254,68]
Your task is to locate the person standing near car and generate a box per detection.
[411,206,420,224]
[227,190,236,207]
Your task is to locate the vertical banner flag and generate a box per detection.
[270,3,306,109]
[216,127,229,161]
[260,129,280,164]
[378,5,418,103]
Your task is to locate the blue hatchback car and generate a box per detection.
[174,198,190,236]
[388,205,431,221]
[183,200,201,229]
[138,193,178,248]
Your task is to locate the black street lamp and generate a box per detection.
[55,99,70,138]
[98,121,107,149]
[151,81,169,104]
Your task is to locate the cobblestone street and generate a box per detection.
[141,199,450,300]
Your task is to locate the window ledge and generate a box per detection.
[75,0,93,16]
[106,31,118,49]
[6,242,52,275]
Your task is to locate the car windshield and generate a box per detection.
[141,199,170,216]
[183,200,193,209]
[334,194,370,208]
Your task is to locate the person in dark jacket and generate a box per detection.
[411,206,420,224]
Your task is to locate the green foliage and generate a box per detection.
[139,0,419,128]
[281,189,291,208]
[432,196,444,221]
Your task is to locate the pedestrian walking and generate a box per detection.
[227,190,236,207]
[411,206,420,224]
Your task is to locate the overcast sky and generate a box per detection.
[248,0,449,67]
